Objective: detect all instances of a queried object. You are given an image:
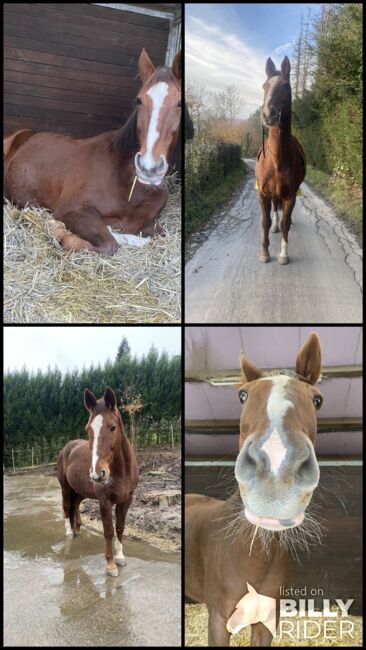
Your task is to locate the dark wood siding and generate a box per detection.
[185,463,362,614]
[4,3,171,138]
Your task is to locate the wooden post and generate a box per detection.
[12,449,15,472]
[31,447,34,467]
[171,423,174,449]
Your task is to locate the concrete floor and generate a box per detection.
[4,475,181,647]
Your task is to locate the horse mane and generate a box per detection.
[110,109,139,161]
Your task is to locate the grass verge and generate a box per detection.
[185,162,247,241]
[305,166,362,244]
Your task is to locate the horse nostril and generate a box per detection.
[100,469,106,480]
[269,106,276,117]
[135,152,143,171]
[157,156,165,173]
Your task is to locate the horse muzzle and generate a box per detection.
[244,508,304,531]
[134,152,167,186]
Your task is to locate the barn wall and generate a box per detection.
[4,2,173,138]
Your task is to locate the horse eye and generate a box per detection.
[136,97,142,106]
[177,100,182,107]
[110,426,116,432]
[239,390,248,404]
[313,396,323,410]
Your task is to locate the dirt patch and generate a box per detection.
[7,446,181,553]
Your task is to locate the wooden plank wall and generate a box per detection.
[185,464,362,614]
[4,3,170,138]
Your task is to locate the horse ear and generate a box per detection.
[296,332,322,384]
[138,48,155,83]
[281,56,291,79]
[104,386,116,410]
[84,389,97,412]
[265,57,276,77]
[240,353,264,382]
[172,50,181,81]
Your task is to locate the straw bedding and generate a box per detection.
[3,180,181,323]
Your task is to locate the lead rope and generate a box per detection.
[249,523,259,557]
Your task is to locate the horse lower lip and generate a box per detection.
[245,508,304,530]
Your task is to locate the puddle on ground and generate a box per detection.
[4,475,181,646]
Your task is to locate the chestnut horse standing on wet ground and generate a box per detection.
[185,332,323,646]
[256,56,306,264]
[4,49,181,255]
[57,387,138,576]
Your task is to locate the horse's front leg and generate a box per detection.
[207,608,231,647]
[115,495,133,566]
[271,199,280,233]
[250,622,275,646]
[279,197,296,264]
[259,193,272,262]
[99,499,118,577]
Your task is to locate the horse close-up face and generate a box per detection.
[235,333,323,534]
[261,56,291,128]
[84,387,120,484]
[134,48,181,186]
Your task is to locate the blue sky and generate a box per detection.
[185,3,323,118]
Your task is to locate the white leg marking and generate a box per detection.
[273,212,279,228]
[91,414,103,477]
[142,82,169,170]
[114,538,127,566]
[107,227,151,247]
[280,237,288,259]
[65,519,73,536]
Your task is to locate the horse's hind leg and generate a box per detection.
[115,495,133,566]
[54,206,118,255]
[60,483,75,537]
[279,197,296,265]
[74,495,84,535]
[271,199,280,233]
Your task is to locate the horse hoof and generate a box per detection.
[279,256,289,265]
[115,557,127,567]
[260,254,270,263]
[271,225,280,233]
[106,567,119,577]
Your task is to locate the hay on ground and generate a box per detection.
[4,181,181,323]
[185,604,362,647]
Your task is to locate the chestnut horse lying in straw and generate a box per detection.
[4,49,181,255]
[256,56,306,264]
[185,332,324,646]
[57,387,138,576]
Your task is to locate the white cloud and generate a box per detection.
[185,16,267,118]
[185,18,295,119]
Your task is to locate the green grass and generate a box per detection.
[305,165,362,242]
[185,162,247,240]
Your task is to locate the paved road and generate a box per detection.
[185,159,362,323]
[4,475,181,647]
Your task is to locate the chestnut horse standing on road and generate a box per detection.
[256,56,306,264]
[185,333,323,646]
[57,387,138,577]
[4,49,181,255]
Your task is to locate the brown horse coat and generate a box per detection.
[185,333,323,646]
[4,49,181,255]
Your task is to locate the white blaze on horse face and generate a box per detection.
[261,426,287,475]
[264,75,280,111]
[91,414,103,476]
[260,375,293,474]
[142,82,169,170]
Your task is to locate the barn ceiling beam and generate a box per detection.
[185,364,362,385]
